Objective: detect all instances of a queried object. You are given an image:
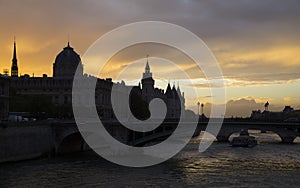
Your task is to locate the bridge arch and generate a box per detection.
[276,132,298,144]
[129,130,174,147]
[255,131,282,143]
[56,132,86,154]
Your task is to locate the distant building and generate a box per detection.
[283,106,294,113]
[53,42,83,78]
[132,60,185,119]
[0,74,9,120]
[251,103,300,122]
[9,41,113,119]
[7,40,185,120]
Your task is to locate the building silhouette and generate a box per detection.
[6,40,185,120]
[11,40,18,77]
[132,59,185,119]
[0,74,9,120]
[53,42,83,78]
[251,102,300,122]
[9,41,113,119]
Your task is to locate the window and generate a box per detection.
[64,96,68,104]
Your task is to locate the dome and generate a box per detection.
[53,42,83,78]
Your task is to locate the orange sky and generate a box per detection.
[1,0,300,117]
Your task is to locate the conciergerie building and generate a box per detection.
[3,40,185,120]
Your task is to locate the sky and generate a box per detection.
[0,0,300,117]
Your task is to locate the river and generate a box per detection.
[1,132,300,187]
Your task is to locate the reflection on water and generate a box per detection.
[229,130,284,143]
[0,133,300,187]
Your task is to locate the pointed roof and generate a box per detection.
[11,38,18,77]
[142,55,152,79]
[166,83,173,98]
[12,37,17,64]
[145,61,150,71]
[177,82,181,93]
[172,83,176,90]
[166,82,171,91]
[13,39,17,61]
[145,55,150,72]
[172,84,178,99]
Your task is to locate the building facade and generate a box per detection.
[251,104,300,122]
[132,60,185,119]
[0,74,9,120]
[8,41,185,120]
[9,42,113,118]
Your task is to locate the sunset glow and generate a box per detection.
[1,0,299,117]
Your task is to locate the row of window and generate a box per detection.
[0,83,8,95]
[14,79,73,87]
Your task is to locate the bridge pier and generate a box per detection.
[280,136,297,144]
[276,131,298,144]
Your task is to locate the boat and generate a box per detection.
[230,129,257,147]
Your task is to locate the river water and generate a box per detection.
[1,132,300,187]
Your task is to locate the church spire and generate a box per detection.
[145,61,150,73]
[172,82,176,90]
[11,37,18,77]
[166,82,171,91]
[145,55,150,73]
[13,37,17,60]
[143,55,152,79]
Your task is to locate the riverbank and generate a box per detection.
[0,122,54,163]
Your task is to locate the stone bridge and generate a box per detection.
[51,121,84,153]
[1,120,299,163]
[199,121,300,143]
[52,121,300,154]
[128,121,300,145]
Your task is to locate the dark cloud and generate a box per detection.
[0,0,299,115]
[1,0,299,81]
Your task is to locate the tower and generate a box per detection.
[141,56,154,101]
[11,39,18,77]
[142,55,152,79]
